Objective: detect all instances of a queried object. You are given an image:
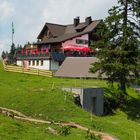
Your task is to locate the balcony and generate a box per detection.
[16,53,50,60]
[16,51,95,61]
[51,52,66,62]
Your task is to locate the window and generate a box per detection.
[76,39,88,45]
[84,40,88,44]
[41,60,44,66]
[47,30,52,38]
[32,60,35,66]
[37,60,39,66]
[29,61,31,66]
[76,39,82,44]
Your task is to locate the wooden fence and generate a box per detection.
[2,61,53,77]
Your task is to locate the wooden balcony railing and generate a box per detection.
[16,53,50,60]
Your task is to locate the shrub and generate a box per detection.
[59,125,71,136]
[104,86,128,115]
[92,123,103,132]
[85,129,101,140]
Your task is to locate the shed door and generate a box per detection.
[92,97,96,113]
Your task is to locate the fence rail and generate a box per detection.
[1,60,53,77]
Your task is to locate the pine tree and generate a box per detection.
[9,43,16,63]
[1,51,6,59]
[10,43,16,56]
[90,0,140,95]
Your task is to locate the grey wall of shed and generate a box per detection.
[82,88,104,116]
[62,87,104,116]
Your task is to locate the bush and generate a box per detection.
[85,129,101,140]
[92,123,103,132]
[104,86,128,115]
[59,125,71,136]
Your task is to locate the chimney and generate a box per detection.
[74,17,80,27]
[85,16,92,25]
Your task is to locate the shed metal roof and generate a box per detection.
[55,57,103,78]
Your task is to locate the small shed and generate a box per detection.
[62,87,104,116]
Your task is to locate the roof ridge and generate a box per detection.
[66,19,102,26]
[46,22,66,27]
[46,19,102,27]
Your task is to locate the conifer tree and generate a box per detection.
[90,0,140,95]
[1,51,6,59]
[9,43,16,63]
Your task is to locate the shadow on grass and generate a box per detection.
[104,87,140,123]
[122,92,140,123]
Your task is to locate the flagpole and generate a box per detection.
[12,22,14,45]
[12,29,13,45]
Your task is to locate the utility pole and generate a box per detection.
[12,22,14,45]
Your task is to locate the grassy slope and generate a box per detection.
[0,63,140,140]
[0,114,87,140]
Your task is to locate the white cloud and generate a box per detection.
[0,1,14,23]
[42,0,117,24]
[0,0,117,54]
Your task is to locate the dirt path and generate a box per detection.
[0,107,118,140]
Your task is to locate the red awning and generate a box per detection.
[62,46,90,52]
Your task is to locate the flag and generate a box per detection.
[12,22,14,34]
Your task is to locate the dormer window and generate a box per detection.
[47,30,51,37]
[53,36,57,38]
[76,39,88,45]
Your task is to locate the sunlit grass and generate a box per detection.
[0,62,140,140]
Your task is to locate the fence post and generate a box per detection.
[4,65,6,71]
[22,67,24,73]
[75,79,76,87]
[90,110,93,122]
[1,59,6,71]
[51,71,53,77]
[51,82,55,90]
[64,92,67,103]
[134,131,136,140]
[38,69,39,76]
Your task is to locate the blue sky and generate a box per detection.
[0,0,117,54]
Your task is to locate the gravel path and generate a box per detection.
[0,107,119,140]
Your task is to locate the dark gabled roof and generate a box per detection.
[38,23,66,39]
[36,19,101,45]
[74,23,87,31]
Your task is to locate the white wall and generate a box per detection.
[17,60,22,66]
[16,60,60,70]
[50,60,59,70]
[28,60,50,70]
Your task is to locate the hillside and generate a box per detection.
[0,62,140,140]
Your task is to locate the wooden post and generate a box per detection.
[52,82,55,90]
[75,79,76,87]
[38,69,39,76]
[22,67,24,73]
[90,111,93,122]
[5,64,7,71]
[80,77,82,87]
[134,131,136,140]
[64,92,67,103]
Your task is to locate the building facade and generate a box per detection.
[16,17,101,70]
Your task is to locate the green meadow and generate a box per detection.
[0,62,140,140]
